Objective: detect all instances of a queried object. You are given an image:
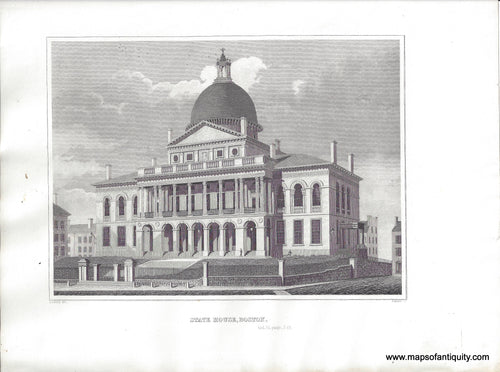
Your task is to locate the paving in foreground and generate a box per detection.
[54,276,402,296]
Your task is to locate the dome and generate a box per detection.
[189,81,258,128]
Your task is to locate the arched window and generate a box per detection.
[341,186,345,213]
[346,188,351,213]
[133,196,138,216]
[118,196,125,216]
[277,185,285,209]
[104,198,110,217]
[293,184,303,207]
[312,183,321,206]
[335,183,340,213]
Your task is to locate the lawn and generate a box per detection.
[287,275,402,295]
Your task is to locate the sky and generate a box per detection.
[51,39,401,259]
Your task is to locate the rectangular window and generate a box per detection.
[311,219,321,244]
[276,220,285,244]
[54,233,58,242]
[78,246,82,253]
[185,152,194,161]
[215,149,224,158]
[133,226,137,246]
[89,236,92,243]
[78,236,82,243]
[83,247,87,253]
[293,220,303,245]
[396,248,402,257]
[118,226,126,247]
[396,262,402,274]
[60,234,65,242]
[103,227,110,247]
[54,221,58,229]
[396,235,402,244]
[89,247,92,253]
[83,236,87,243]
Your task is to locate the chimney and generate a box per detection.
[275,139,281,152]
[88,218,93,229]
[330,141,338,164]
[151,157,157,167]
[270,143,276,158]
[240,117,247,135]
[105,164,112,180]
[53,192,58,205]
[348,154,354,173]
[395,216,399,224]
[167,128,173,143]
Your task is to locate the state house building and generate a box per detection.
[93,51,362,259]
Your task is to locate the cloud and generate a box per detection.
[292,79,305,95]
[231,57,267,91]
[53,155,103,179]
[57,188,97,224]
[152,65,216,99]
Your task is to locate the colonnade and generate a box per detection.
[137,176,273,218]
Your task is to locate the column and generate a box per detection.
[113,263,119,282]
[154,186,158,216]
[218,180,223,213]
[173,228,179,255]
[240,178,245,212]
[203,227,209,256]
[187,227,193,253]
[267,182,272,214]
[261,177,266,213]
[255,177,260,212]
[202,261,209,286]
[202,181,207,215]
[235,227,244,256]
[138,187,142,217]
[187,183,192,215]
[93,264,99,281]
[159,186,164,215]
[172,184,177,216]
[256,227,265,257]
[219,227,225,256]
[234,178,238,210]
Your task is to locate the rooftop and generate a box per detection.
[69,224,96,233]
[53,203,71,217]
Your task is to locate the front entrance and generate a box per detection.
[224,222,236,252]
[208,223,220,253]
[244,221,257,253]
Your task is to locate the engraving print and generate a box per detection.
[51,38,403,296]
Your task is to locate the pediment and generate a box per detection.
[172,122,241,146]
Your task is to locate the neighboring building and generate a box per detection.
[392,216,402,275]
[53,203,70,260]
[93,50,362,259]
[68,219,96,257]
[358,215,378,258]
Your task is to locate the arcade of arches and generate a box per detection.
[139,219,271,257]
